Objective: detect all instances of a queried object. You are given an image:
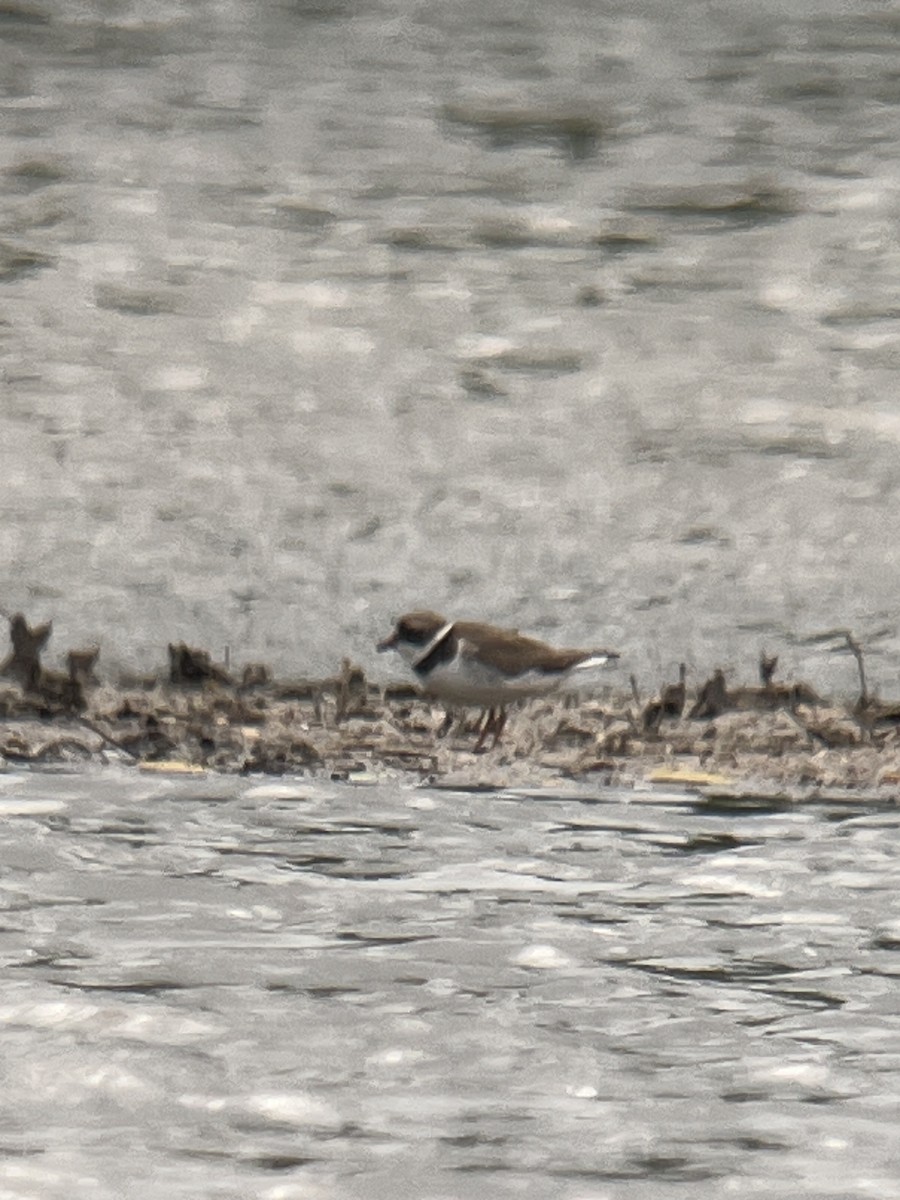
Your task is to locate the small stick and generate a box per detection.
[806,626,872,710]
[74,716,139,761]
[843,632,868,708]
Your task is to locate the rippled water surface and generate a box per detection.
[0,768,898,1198]
[3,1,900,696]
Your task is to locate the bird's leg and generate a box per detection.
[473,707,496,753]
[490,708,508,748]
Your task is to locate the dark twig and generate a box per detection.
[759,652,778,687]
[74,716,139,760]
[642,663,686,731]
[806,628,869,710]
[843,632,868,709]
[688,669,728,719]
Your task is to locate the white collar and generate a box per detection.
[412,622,455,670]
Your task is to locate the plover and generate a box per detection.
[378,610,618,750]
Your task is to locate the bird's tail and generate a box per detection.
[572,650,619,671]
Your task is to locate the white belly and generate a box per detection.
[420,656,563,707]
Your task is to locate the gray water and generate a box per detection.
[4,7,900,1195]
[0,767,898,1199]
[3,0,900,695]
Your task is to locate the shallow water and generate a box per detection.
[0,767,897,1198]
[2,1,900,697]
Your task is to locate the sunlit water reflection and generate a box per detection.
[0,767,897,1198]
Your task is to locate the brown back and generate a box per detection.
[454,621,596,675]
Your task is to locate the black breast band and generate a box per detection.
[413,624,457,677]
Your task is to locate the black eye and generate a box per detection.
[400,621,430,644]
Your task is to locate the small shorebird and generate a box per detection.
[377,610,618,751]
